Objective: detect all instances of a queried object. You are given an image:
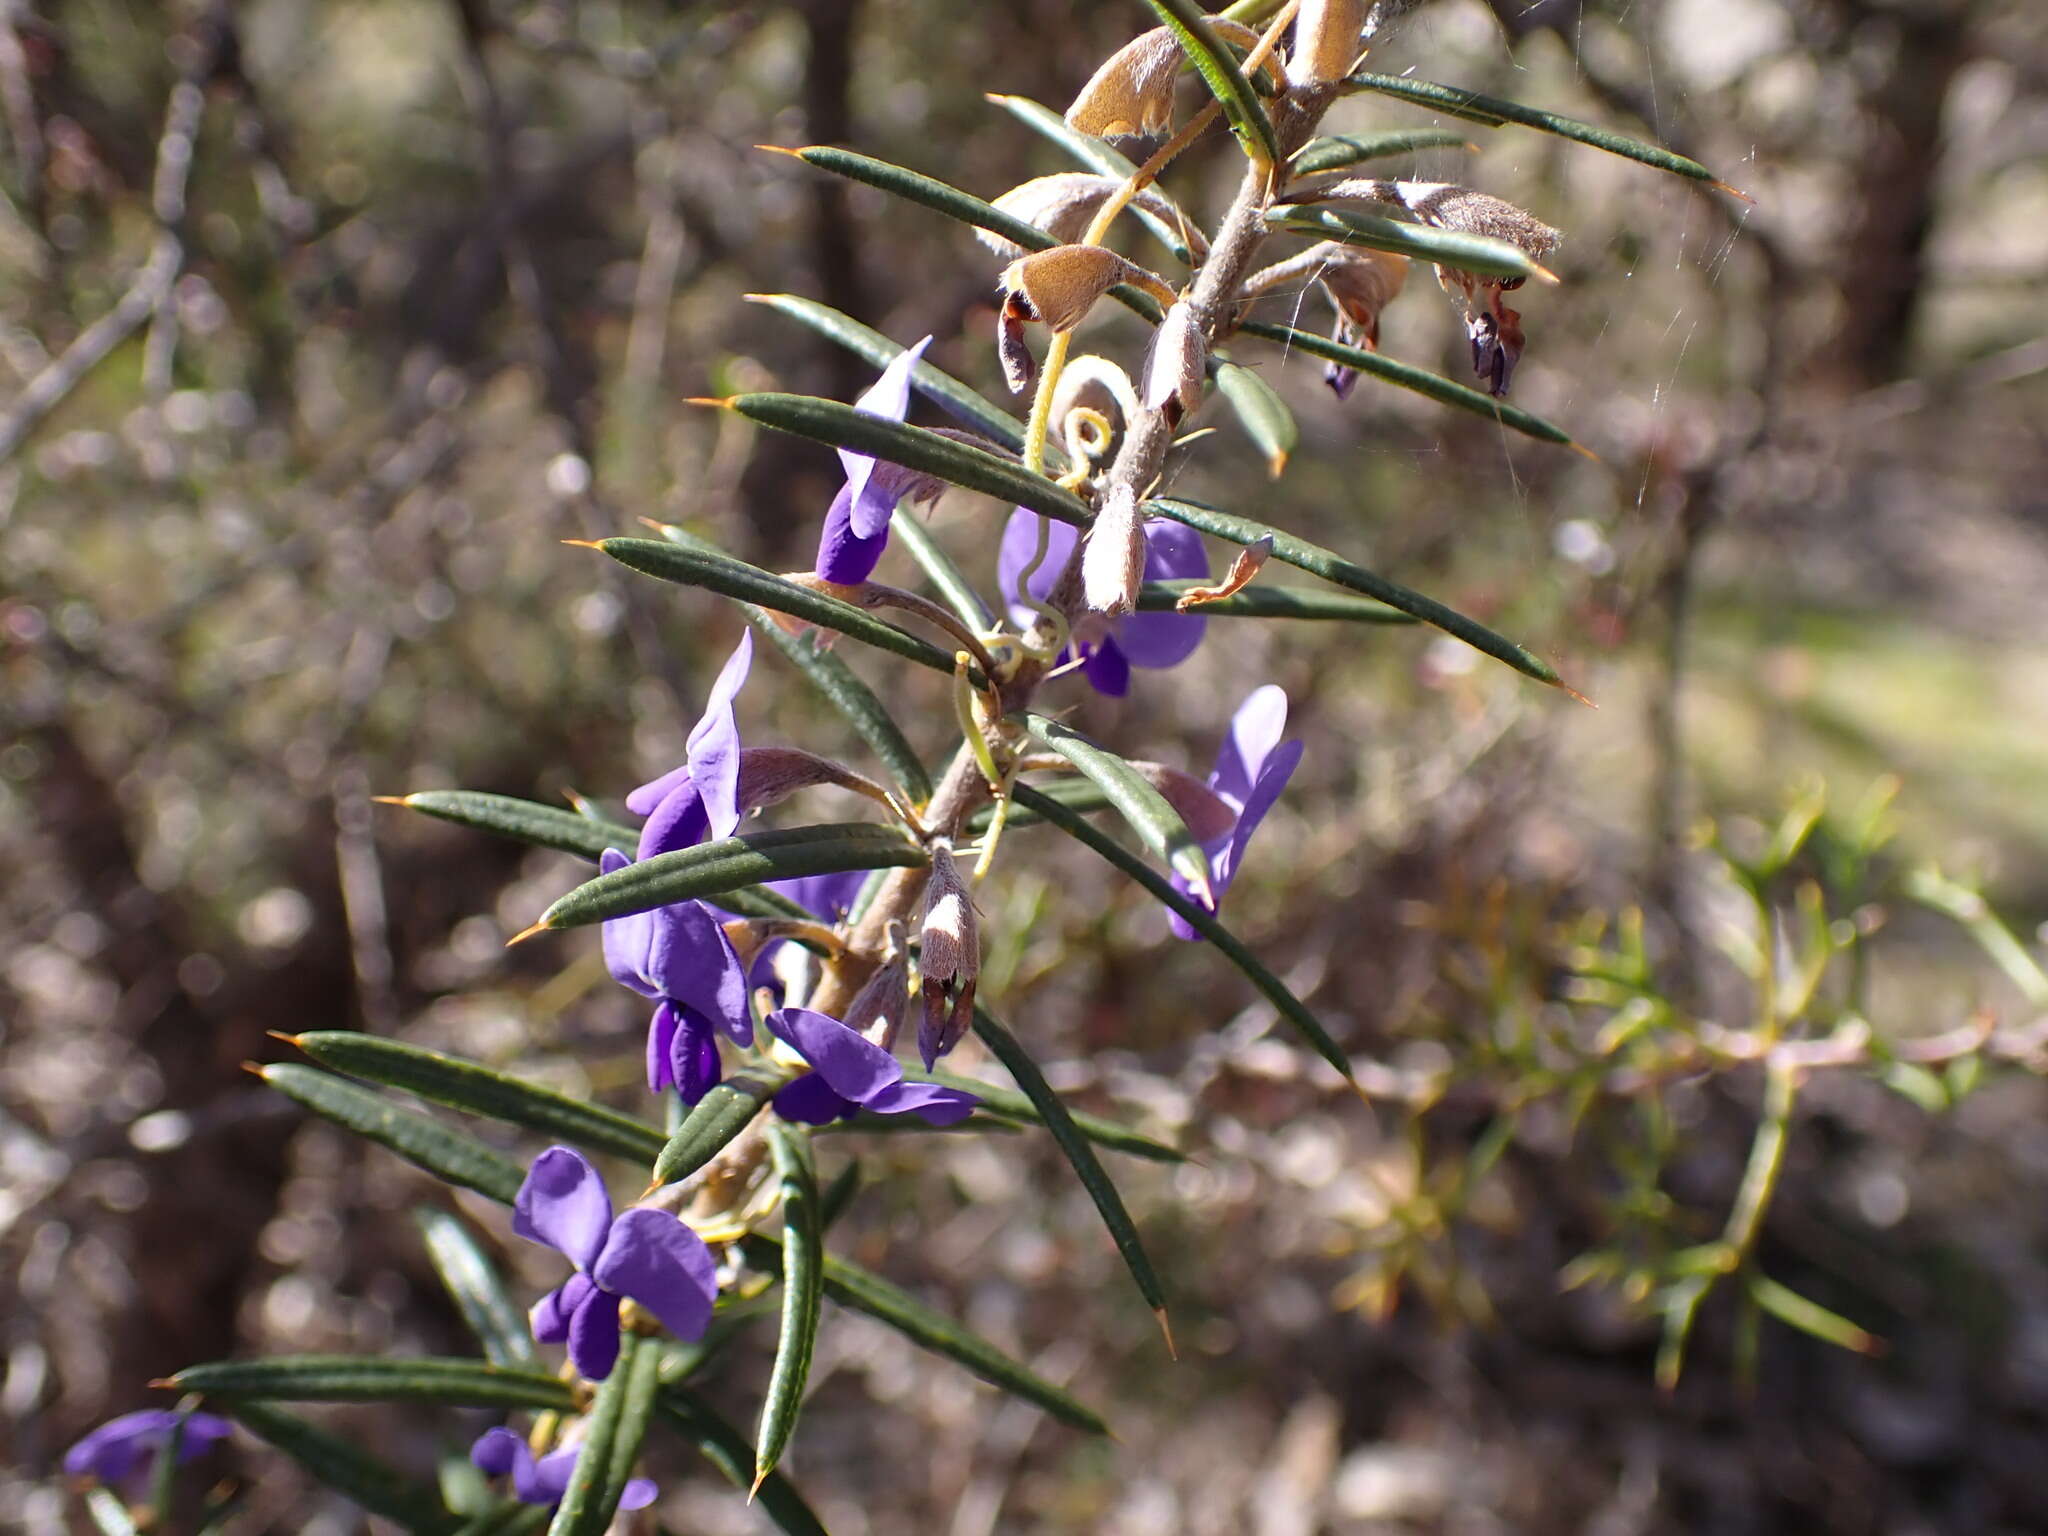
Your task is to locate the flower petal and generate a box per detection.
[816,482,889,584]
[771,1071,857,1124]
[645,1001,679,1093]
[513,1147,612,1271]
[645,900,751,1044]
[600,852,662,1000]
[768,870,869,923]
[1111,520,1209,669]
[636,776,709,860]
[625,762,693,818]
[1213,684,1290,808]
[530,1272,596,1343]
[1215,738,1303,892]
[769,1007,903,1104]
[65,1411,174,1483]
[864,1079,981,1126]
[686,632,752,841]
[998,509,1080,625]
[620,1476,660,1510]
[566,1284,623,1380]
[593,1208,719,1344]
[1079,638,1131,697]
[670,1008,724,1104]
[840,337,934,537]
[529,1446,580,1506]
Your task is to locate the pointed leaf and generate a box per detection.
[965,775,1111,834]
[984,93,1200,263]
[656,1386,831,1536]
[415,1209,537,1370]
[738,1233,1107,1435]
[1009,782,1353,1081]
[1268,203,1548,282]
[224,1401,455,1534]
[1236,318,1579,446]
[971,1006,1166,1317]
[1291,128,1476,176]
[536,823,926,932]
[885,506,998,633]
[1343,71,1730,187]
[903,1065,1184,1162]
[1137,579,1413,622]
[650,1068,783,1188]
[1144,495,1565,686]
[756,1123,823,1485]
[1138,0,1281,166]
[291,1033,665,1165]
[546,1333,660,1536]
[595,537,958,675]
[725,393,1091,527]
[1023,714,1212,902]
[169,1357,576,1412]
[258,1064,524,1205]
[1214,360,1298,477]
[1747,1272,1882,1356]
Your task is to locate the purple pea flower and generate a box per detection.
[765,1006,979,1127]
[627,631,754,860]
[64,1409,231,1486]
[471,1428,655,1511]
[815,337,938,584]
[1168,685,1304,941]
[515,1147,719,1381]
[998,508,1208,697]
[599,850,751,1102]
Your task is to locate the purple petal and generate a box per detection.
[593,1208,719,1344]
[513,1147,612,1271]
[64,1410,221,1483]
[670,1009,724,1104]
[1213,684,1291,807]
[646,1001,679,1093]
[769,870,868,923]
[865,1080,981,1126]
[645,900,750,1044]
[772,1072,857,1124]
[636,776,709,860]
[527,1445,580,1505]
[621,1476,659,1510]
[1214,738,1303,893]
[769,1007,903,1104]
[840,337,933,537]
[531,1272,596,1343]
[816,482,889,584]
[998,509,1080,625]
[686,632,752,841]
[626,762,692,818]
[1110,520,1209,670]
[566,1284,623,1380]
[471,1427,526,1480]
[601,853,663,1000]
[1079,639,1131,697]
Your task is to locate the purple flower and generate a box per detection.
[765,1006,979,1126]
[515,1147,719,1380]
[64,1409,231,1485]
[471,1428,655,1511]
[998,509,1208,697]
[600,850,751,1102]
[814,337,937,584]
[627,631,754,859]
[1169,685,1304,940]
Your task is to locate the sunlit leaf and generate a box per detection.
[546,1334,660,1536]
[1214,360,1298,477]
[1137,579,1413,622]
[650,1068,784,1188]
[169,1357,575,1413]
[1290,128,1475,176]
[1023,713,1212,902]
[1268,203,1549,283]
[984,93,1201,263]
[755,1123,823,1487]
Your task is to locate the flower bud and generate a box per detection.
[917,843,978,1069]
[1288,0,1367,87]
[978,174,1206,263]
[1141,300,1206,420]
[1318,245,1408,348]
[1082,483,1146,619]
[1001,244,1174,336]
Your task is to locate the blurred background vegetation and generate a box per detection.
[4,0,2047,1530]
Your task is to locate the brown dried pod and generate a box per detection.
[977,173,1206,263]
[1141,299,1208,418]
[917,844,978,1069]
[1288,0,1368,88]
[1082,483,1147,619]
[1065,20,1264,140]
[1313,178,1562,259]
[1001,244,1176,335]
[1319,245,1409,351]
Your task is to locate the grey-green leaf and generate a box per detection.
[1144,496,1567,687]
[1290,128,1476,176]
[1236,318,1580,447]
[1268,203,1549,282]
[536,823,927,931]
[1137,579,1414,622]
[546,1333,661,1536]
[650,1068,784,1188]
[740,1232,1107,1435]
[224,1401,455,1534]
[1139,0,1282,166]
[259,1064,524,1205]
[290,1032,665,1165]
[415,1209,539,1369]
[1214,360,1298,477]
[1023,713,1213,904]
[169,1356,575,1412]
[965,775,1111,834]
[756,1123,823,1485]
[389,791,637,862]
[971,1006,1167,1318]
[1009,782,1354,1082]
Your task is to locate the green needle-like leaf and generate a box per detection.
[1214,360,1298,477]
[965,775,1111,833]
[415,1209,539,1369]
[983,93,1200,263]
[1236,318,1581,447]
[387,791,637,861]
[1144,496,1568,687]
[725,393,1091,527]
[1010,783,1354,1082]
[535,823,927,931]
[740,1233,1108,1434]
[1137,579,1414,622]
[903,1065,1185,1162]
[883,506,997,632]
[972,1007,1168,1323]
[547,1333,660,1536]
[1269,203,1550,282]
[1290,128,1477,175]
[1343,71,1735,189]
[290,1032,665,1165]
[169,1357,576,1412]
[1024,713,1213,904]
[756,1123,824,1489]
[650,1068,784,1188]
[595,536,958,675]
[1139,0,1281,167]
[259,1064,524,1205]
[656,1386,831,1536]
[225,1401,455,1534]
